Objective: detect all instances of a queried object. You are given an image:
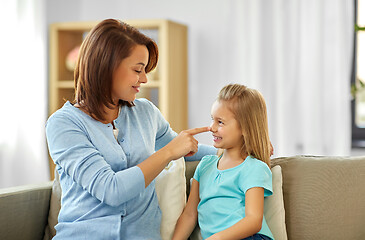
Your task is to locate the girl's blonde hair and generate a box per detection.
[218,84,271,166]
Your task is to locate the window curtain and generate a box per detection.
[223,0,354,156]
[0,0,49,188]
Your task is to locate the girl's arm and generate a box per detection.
[207,187,264,240]
[172,179,200,240]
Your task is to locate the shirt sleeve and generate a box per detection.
[144,100,178,151]
[241,159,273,197]
[46,114,145,207]
[193,155,213,182]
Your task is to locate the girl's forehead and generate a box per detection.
[211,100,235,117]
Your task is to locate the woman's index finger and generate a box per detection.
[185,127,210,135]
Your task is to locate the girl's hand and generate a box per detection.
[164,127,210,160]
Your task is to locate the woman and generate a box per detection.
[46,18,215,239]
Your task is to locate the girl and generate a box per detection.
[172,84,274,240]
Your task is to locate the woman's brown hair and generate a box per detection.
[218,84,271,166]
[73,19,158,121]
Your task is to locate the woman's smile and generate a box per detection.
[132,85,140,93]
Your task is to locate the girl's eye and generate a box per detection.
[218,121,223,125]
[135,70,142,74]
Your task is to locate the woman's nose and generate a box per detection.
[139,73,148,84]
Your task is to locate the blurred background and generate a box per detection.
[0,0,362,188]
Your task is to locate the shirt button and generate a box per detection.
[120,139,124,142]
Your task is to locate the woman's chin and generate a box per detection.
[120,96,136,102]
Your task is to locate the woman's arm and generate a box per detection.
[172,179,200,240]
[46,113,208,207]
[207,187,265,240]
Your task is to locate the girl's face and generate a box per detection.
[210,100,244,151]
[112,44,149,103]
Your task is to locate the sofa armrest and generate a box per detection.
[0,182,53,240]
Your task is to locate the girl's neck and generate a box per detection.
[218,149,248,170]
[224,147,248,160]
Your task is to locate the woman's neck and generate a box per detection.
[74,102,119,124]
[102,104,119,124]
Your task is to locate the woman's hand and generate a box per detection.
[164,127,210,160]
[138,126,209,188]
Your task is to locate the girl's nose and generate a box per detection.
[210,122,217,132]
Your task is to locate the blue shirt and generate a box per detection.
[46,99,215,240]
[193,155,274,240]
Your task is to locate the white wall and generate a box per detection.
[46,0,244,145]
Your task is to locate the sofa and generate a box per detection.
[0,155,364,240]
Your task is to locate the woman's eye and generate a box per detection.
[218,121,223,125]
[135,70,142,74]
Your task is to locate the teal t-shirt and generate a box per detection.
[193,155,274,240]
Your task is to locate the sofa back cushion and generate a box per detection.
[271,155,365,240]
[43,169,61,240]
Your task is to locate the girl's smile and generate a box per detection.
[213,135,222,143]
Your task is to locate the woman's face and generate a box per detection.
[112,44,149,103]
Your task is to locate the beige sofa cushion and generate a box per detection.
[264,165,287,240]
[271,155,365,240]
[155,157,186,240]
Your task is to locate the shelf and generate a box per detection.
[57,81,74,88]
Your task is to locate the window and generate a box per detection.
[352,0,365,147]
